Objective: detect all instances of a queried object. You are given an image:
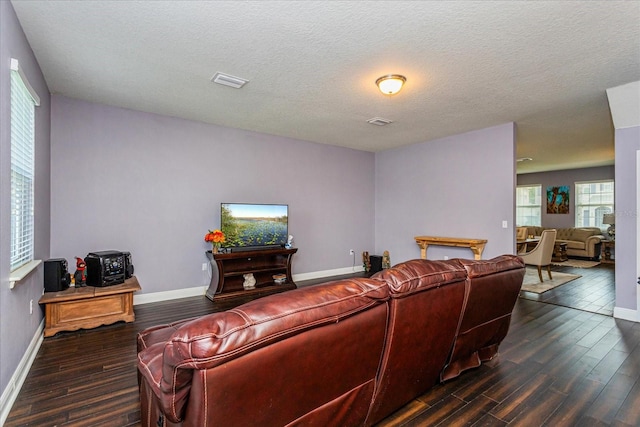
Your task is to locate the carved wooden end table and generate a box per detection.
[39,276,141,337]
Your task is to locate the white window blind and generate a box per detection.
[516,185,542,226]
[575,180,615,229]
[10,59,39,272]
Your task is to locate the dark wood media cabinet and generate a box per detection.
[206,247,297,302]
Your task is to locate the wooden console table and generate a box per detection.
[39,276,140,337]
[414,236,487,260]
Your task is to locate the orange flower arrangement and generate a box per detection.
[204,229,226,253]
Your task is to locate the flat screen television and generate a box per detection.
[220,203,288,250]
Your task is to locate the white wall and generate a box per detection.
[0,1,51,419]
[50,96,376,295]
[607,81,640,320]
[517,166,615,229]
[375,123,517,263]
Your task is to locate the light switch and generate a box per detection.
[502,220,508,228]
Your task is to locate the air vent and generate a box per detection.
[367,117,393,126]
[211,72,249,89]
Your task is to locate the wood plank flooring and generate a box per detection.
[6,264,637,427]
[519,262,615,316]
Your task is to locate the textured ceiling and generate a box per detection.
[10,1,640,173]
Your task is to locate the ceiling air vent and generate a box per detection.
[211,72,249,89]
[367,117,393,126]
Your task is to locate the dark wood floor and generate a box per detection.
[519,262,615,316]
[7,263,637,427]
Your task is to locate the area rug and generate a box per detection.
[521,268,581,293]
[550,259,601,268]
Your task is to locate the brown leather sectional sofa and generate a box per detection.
[137,255,525,427]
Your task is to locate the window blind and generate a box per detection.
[516,185,542,226]
[575,180,615,229]
[10,59,39,271]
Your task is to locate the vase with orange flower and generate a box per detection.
[205,229,226,254]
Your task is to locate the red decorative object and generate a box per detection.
[74,257,87,287]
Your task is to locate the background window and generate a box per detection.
[575,180,615,230]
[10,59,39,271]
[516,185,542,226]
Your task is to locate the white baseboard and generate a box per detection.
[613,306,639,322]
[132,266,364,305]
[293,265,364,283]
[0,320,44,426]
[134,286,206,305]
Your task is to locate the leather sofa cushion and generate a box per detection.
[138,277,389,422]
[457,254,525,278]
[366,259,467,424]
[160,278,388,367]
[441,255,525,381]
[373,259,467,296]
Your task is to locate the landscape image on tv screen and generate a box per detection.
[221,203,288,248]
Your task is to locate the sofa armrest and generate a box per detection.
[585,235,604,258]
[137,317,198,352]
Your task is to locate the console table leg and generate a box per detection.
[470,243,486,260]
[419,244,429,259]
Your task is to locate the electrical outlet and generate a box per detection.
[349,249,355,255]
[30,299,33,315]
[202,263,208,271]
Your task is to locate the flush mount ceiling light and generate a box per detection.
[211,72,249,89]
[516,157,533,162]
[376,74,406,95]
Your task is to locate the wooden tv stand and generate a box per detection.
[206,247,297,302]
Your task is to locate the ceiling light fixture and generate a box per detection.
[376,74,406,95]
[516,157,533,162]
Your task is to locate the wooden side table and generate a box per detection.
[552,242,568,262]
[601,240,615,264]
[39,276,141,337]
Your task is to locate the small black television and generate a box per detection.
[220,203,288,250]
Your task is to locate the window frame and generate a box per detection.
[574,179,615,230]
[516,184,542,227]
[9,58,40,288]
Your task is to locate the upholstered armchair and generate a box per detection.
[519,229,557,282]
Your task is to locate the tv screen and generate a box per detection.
[221,203,288,250]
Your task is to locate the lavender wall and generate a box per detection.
[0,0,51,409]
[50,96,375,295]
[614,126,640,311]
[517,166,615,229]
[375,123,517,263]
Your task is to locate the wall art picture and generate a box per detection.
[547,185,570,214]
